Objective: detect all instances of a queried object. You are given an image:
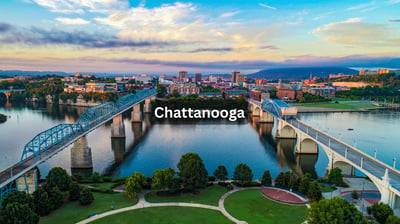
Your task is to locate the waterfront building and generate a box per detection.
[168,83,200,95]
[276,82,303,100]
[307,87,336,98]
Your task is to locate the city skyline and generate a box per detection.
[0,0,399,73]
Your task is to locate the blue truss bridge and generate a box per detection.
[0,89,156,199]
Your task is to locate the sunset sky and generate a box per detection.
[0,0,399,74]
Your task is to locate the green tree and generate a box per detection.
[369,202,393,224]
[328,167,344,186]
[233,163,253,184]
[261,170,272,185]
[0,202,39,224]
[177,153,208,191]
[351,190,359,200]
[307,197,369,224]
[125,172,147,198]
[307,181,322,201]
[298,176,310,194]
[152,168,175,191]
[387,215,400,224]
[157,84,167,97]
[1,191,35,211]
[90,172,103,183]
[79,187,94,206]
[69,182,81,201]
[171,89,180,97]
[214,165,228,181]
[274,172,287,187]
[47,186,64,209]
[32,186,52,216]
[46,167,71,191]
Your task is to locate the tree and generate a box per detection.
[233,163,253,184]
[32,186,52,216]
[1,191,35,211]
[369,202,393,224]
[152,168,175,191]
[171,89,180,98]
[307,197,369,224]
[69,182,81,201]
[177,153,208,191]
[214,165,228,181]
[157,84,167,97]
[90,172,103,183]
[298,176,310,194]
[126,172,147,198]
[0,202,39,224]
[274,172,287,187]
[79,187,94,206]
[307,181,322,201]
[351,190,359,200]
[47,187,64,209]
[387,215,400,224]
[328,167,344,186]
[46,167,72,191]
[261,170,272,185]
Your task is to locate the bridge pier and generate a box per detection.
[71,136,93,177]
[111,114,126,138]
[143,96,155,114]
[132,122,143,143]
[16,169,37,194]
[260,111,274,123]
[258,123,273,136]
[131,104,142,123]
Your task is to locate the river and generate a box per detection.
[0,103,399,180]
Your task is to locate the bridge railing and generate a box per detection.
[20,89,156,164]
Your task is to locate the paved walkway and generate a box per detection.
[77,187,255,224]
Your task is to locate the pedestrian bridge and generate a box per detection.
[0,89,156,201]
[248,98,400,210]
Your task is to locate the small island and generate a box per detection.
[0,113,7,122]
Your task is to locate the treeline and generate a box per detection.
[337,86,400,103]
[151,95,248,111]
[339,72,400,88]
[298,92,331,103]
[59,92,118,103]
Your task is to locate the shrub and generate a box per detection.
[69,182,81,201]
[351,190,359,200]
[79,188,94,206]
[46,167,71,191]
[369,202,393,224]
[1,191,35,211]
[32,186,52,216]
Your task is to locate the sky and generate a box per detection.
[0,0,399,74]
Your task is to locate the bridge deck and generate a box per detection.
[285,119,400,193]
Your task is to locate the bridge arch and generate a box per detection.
[253,106,262,117]
[278,124,297,139]
[297,138,318,154]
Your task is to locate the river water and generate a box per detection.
[0,104,399,180]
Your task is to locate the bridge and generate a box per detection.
[0,89,156,201]
[248,98,400,211]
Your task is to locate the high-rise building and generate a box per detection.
[195,73,202,82]
[232,70,240,84]
[179,71,188,82]
[236,74,245,85]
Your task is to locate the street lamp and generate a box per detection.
[374,149,377,159]
[393,157,396,169]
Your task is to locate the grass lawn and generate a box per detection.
[299,103,354,109]
[145,185,228,206]
[82,182,116,191]
[319,184,336,192]
[39,192,137,224]
[224,189,307,224]
[90,206,234,224]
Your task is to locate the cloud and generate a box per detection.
[0,26,171,48]
[258,3,276,10]
[220,11,241,18]
[387,0,400,5]
[186,47,233,53]
[388,19,400,22]
[55,17,91,25]
[347,1,375,11]
[259,45,279,50]
[29,0,126,14]
[0,22,12,32]
[313,18,399,46]
[94,2,212,43]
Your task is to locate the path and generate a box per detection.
[77,188,250,224]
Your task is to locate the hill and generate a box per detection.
[247,67,359,80]
[0,70,70,77]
